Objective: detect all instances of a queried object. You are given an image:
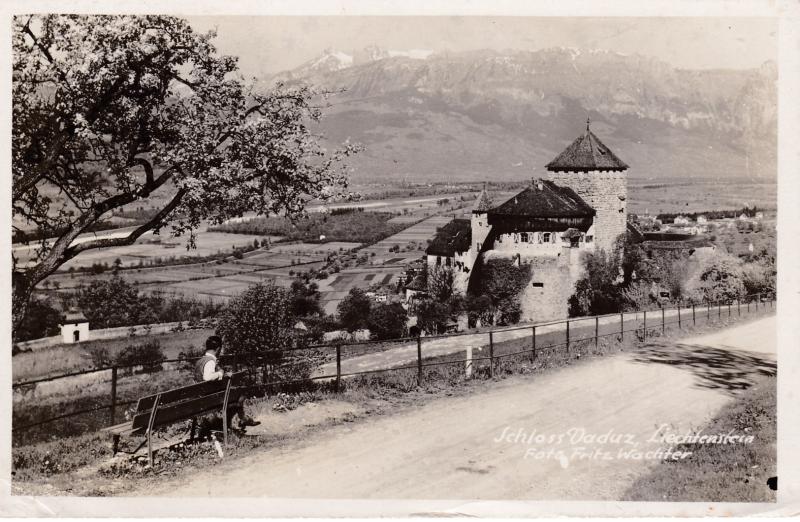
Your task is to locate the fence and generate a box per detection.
[12,292,775,445]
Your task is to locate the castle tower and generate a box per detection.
[471,182,493,253]
[545,118,628,255]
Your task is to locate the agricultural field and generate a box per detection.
[628,178,776,215]
[14,228,275,271]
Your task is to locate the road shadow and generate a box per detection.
[630,341,776,395]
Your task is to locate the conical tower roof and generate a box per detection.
[474,183,493,212]
[546,118,628,172]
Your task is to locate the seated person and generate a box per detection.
[195,335,260,430]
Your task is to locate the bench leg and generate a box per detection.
[112,434,120,456]
[147,431,153,467]
[190,418,198,442]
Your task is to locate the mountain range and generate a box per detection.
[261,46,777,183]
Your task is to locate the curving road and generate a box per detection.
[143,315,776,500]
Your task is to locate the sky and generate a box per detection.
[186,16,777,79]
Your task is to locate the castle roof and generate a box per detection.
[474,184,493,212]
[426,218,472,256]
[488,180,595,219]
[546,120,628,172]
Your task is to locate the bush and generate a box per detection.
[14,297,62,342]
[88,346,113,369]
[115,340,165,374]
[337,288,372,332]
[368,303,408,340]
[216,282,295,380]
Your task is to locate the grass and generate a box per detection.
[622,374,776,502]
[12,328,213,382]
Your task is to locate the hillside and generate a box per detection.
[262,47,777,183]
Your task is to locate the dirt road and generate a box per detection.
[146,316,775,500]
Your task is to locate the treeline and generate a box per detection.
[15,277,223,342]
[13,220,135,245]
[208,210,405,244]
[657,206,766,224]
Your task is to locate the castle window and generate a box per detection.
[476,241,482,250]
[520,232,529,243]
[445,257,452,267]
[436,256,441,266]
[586,235,594,243]
[513,234,519,243]
[532,282,544,288]
[543,232,551,243]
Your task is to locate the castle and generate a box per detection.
[425,120,628,321]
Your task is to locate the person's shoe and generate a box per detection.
[240,417,261,428]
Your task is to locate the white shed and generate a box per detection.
[60,310,89,344]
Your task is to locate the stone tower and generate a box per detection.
[545,119,628,255]
[471,182,493,253]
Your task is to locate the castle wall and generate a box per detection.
[482,246,586,323]
[545,170,627,255]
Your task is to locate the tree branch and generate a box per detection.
[65,188,186,256]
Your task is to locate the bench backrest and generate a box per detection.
[134,372,245,414]
[130,372,247,435]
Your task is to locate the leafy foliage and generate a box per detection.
[77,276,156,328]
[12,14,358,336]
[114,340,166,374]
[289,277,322,318]
[216,282,294,368]
[337,288,372,332]
[414,299,451,335]
[427,265,455,303]
[470,258,531,325]
[367,302,408,340]
[14,297,62,342]
[684,252,746,303]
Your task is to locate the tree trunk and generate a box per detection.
[12,271,34,342]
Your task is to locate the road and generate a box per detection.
[145,315,776,500]
[314,303,756,378]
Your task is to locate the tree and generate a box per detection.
[427,265,455,303]
[12,15,358,339]
[367,302,408,340]
[216,282,294,371]
[415,299,451,335]
[685,252,746,304]
[568,249,624,317]
[471,258,531,324]
[77,275,156,328]
[337,288,372,332]
[289,277,322,318]
[14,297,62,342]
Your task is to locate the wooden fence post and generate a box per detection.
[595,316,599,349]
[728,301,731,319]
[489,330,494,378]
[417,336,423,386]
[661,307,665,334]
[718,301,722,319]
[737,298,741,317]
[643,311,647,341]
[566,320,570,353]
[620,312,624,341]
[532,326,537,361]
[678,306,681,329]
[692,304,696,326]
[109,366,118,425]
[707,303,711,322]
[335,344,342,393]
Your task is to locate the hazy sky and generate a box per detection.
[186,16,777,78]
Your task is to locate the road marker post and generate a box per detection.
[661,307,665,334]
[566,320,570,353]
[595,316,599,349]
[643,311,647,341]
[620,312,624,341]
[531,326,537,361]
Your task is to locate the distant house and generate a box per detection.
[739,213,749,221]
[697,215,708,224]
[755,211,764,220]
[60,309,89,344]
[673,215,690,225]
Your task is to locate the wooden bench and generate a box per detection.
[101,372,246,466]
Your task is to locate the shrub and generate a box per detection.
[13,297,62,342]
[337,288,372,332]
[88,346,113,369]
[115,340,166,374]
[368,303,408,340]
[216,282,295,380]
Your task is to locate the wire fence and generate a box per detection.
[12,292,775,445]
